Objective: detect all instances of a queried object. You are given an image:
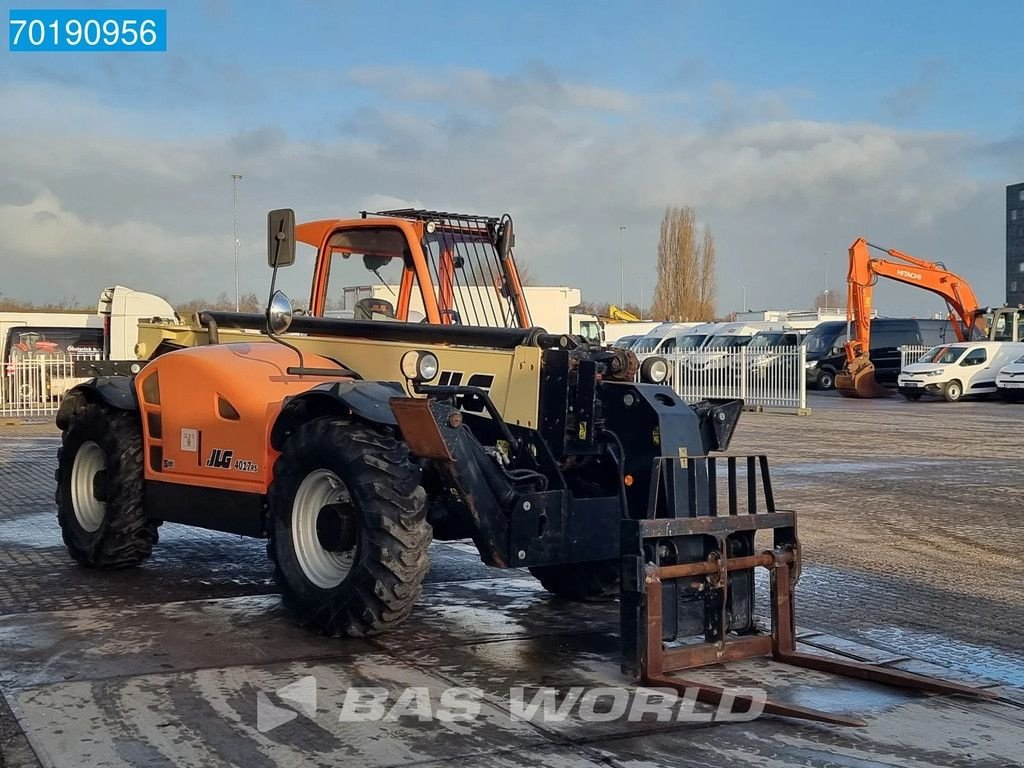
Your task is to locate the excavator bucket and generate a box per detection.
[836,357,892,398]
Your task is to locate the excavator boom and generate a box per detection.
[836,238,986,398]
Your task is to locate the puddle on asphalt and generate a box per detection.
[862,626,1024,688]
[782,678,906,714]
[772,460,946,477]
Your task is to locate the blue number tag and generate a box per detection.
[8,9,167,52]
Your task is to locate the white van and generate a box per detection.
[689,322,785,375]
[995,353,1024,402]
[898,341,1024,402]
[704,322,786,350]
[631,322,705,354]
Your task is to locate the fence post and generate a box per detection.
[799,344,807,412]
[739,347,747,404]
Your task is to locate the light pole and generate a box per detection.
[617,225,626,307]
[231,173,243,312]
[824,251,830,312]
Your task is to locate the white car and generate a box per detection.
[995,354,1024,402]
[898,341,1024,402]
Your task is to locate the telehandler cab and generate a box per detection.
[56,209,992,726]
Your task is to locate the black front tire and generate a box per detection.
[268,417,431,637]
[530,560,620,601]
[55,400,158,568]
[902,390,923,401]
[816,369,835,390]
[942,380,963,403]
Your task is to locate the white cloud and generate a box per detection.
[0,74,1009,315]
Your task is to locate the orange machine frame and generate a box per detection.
[844,237,986,365]
[296,214,531,329]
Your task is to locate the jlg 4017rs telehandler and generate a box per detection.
[56,210,991,726]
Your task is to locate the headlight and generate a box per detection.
[640,356,670,384]
[400,351,440,382]
[805,361,817,369]
[923,369,943,377]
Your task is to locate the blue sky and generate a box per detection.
[2,0,1022,314]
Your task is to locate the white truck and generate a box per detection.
[898,341,1024,402]
[1,286,174,409]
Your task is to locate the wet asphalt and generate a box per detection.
[0,392,1022,767]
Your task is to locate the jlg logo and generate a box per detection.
[206,448,234,469]
[437,371,495,414]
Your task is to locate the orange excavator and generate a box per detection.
[836,237,987,398]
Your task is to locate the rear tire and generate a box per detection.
[268,417,431,636]
[55,400,158,568]
[816,369,835,390]
[530,560,620,601]
[942,380,963,403]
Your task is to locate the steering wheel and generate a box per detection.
[438,309,462,325]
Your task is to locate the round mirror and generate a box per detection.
[267,290,294,335]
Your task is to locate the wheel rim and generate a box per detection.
[949,384,961,400]
[71,441,106,533]
[291,469,356,589]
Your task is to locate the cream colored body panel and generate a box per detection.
[135,321,543,429]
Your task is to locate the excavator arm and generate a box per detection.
[838,237,986,398]
[608,305,641,323]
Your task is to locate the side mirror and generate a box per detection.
[267,209,296,268]
[497,215,515,260]
[267,290,294,334]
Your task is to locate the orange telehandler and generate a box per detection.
[836,237,989,398]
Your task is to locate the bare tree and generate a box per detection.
[0,294,90,312]
[697,228,717,320]
[514,260,538,287]
[650,206,716,321]
[813,287,844,311]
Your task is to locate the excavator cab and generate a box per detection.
[990,307,1024,342]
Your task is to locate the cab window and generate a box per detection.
[962,348,987,366]
[322,227,418,320]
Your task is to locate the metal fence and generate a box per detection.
[2,346,810,418]
[640,346,807,412]
[899,345,930,371]
[1,355,96,418]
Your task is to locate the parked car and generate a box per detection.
[611,334,643,350]
[803,319,955,390]
[898,341,1024,402]
[995,353,1024,402]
